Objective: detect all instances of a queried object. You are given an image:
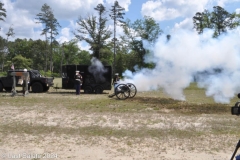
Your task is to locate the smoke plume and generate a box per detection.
[123,28,240,103]
[88,57,108,83]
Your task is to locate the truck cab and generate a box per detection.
[0,69,54,93]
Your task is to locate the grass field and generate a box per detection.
[0,78,240,159]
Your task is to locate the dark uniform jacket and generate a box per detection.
[74,74,82,85]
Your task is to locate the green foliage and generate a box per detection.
[35,3,61,38]
[193,6,240,37]
[211,6,231,37]
[0,2,6,22]
[39,70,59,77]
[74,3,112,60]
[0,36,7,68]
[193,10,212,34]
[109,1,125,25]
[62,39,80,65]
[121,16,162,71]
[132,16,162,44]
[6,38,46,71]
[0,37,94,74]
[35,3,61,72]
[11,55,32,69]
[0,71,6,76]
[1,2,162,77]
[109,1,125,74]
[0,2,163,78]
[78,50,92,65]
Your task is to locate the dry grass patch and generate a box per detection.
[0,81,240,159]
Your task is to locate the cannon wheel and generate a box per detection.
[126,83,137,98]
[115,84,130,100]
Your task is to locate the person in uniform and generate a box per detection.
[74,70,82,95]
[112,73,120,89]
[22,68,30,96]
[112,73,120,95]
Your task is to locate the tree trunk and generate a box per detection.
[45,33,48,73]
[50,31,53,73]
[113,9,116,76]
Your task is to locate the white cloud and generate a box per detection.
[141,0,240,22]
[105,0,131,12]
[236,8,240,14]
[13,0,104,19]
[57,28,72,43]
[172,18,193,31]
[0,0,240,43]
[0,0,42,40]
[78,41,91,51]
[0,0,132,42]
[141,0,209,21]
[214,0,240,7]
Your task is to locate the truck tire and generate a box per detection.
[84,86,93,94]
[0,83,3,92]
[32,82,43,93]
[95,86,103,94]
[4,87,12,92]
[43,86,50,92]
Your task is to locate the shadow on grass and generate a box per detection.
[129,96,230,114]
[0,122,205,140]
[130,96,180,104]
[46,91,109,95]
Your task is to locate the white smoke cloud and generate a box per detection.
[123,28,240,103]
[88,57,108,83]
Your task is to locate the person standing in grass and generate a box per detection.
[22,68,30,96]
[74,70,82,95]
[112,73,120,89]
[112,73,120,95]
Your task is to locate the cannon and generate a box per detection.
[109,83,137,100]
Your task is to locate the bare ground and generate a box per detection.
[0,89,240,160]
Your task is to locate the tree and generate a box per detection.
[109,1,125,75]
[193,10,212,34]
[193,12,205,34]
[62,39,79,65]
[1,26,14,71]
[6,38,49,71]
[211,6,231,37]
[11,55,32,69]
[166,34,171,42]
[0,1,6,22]
[74,3,111,60]
[0,36,6,71]
[122,16,162,70]
[29,39,46,70]
[35,3,61,72]
[131,16,162,44]
[228,12,240,29]
[94,4,109,59]
[193,6,240,37]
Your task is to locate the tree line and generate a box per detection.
[0,1,239,77]
[193,6,240,37]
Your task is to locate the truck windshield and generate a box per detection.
[31,70,43,78]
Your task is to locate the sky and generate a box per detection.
[2,0,240,103]
[0,0,240,48]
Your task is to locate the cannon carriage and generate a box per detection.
[109,83,137,100]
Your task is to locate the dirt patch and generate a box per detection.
[0,91,239,159]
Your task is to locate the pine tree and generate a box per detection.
[109,1,125,75]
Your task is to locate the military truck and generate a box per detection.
[62,65,112,94]
[0,69,54,93]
